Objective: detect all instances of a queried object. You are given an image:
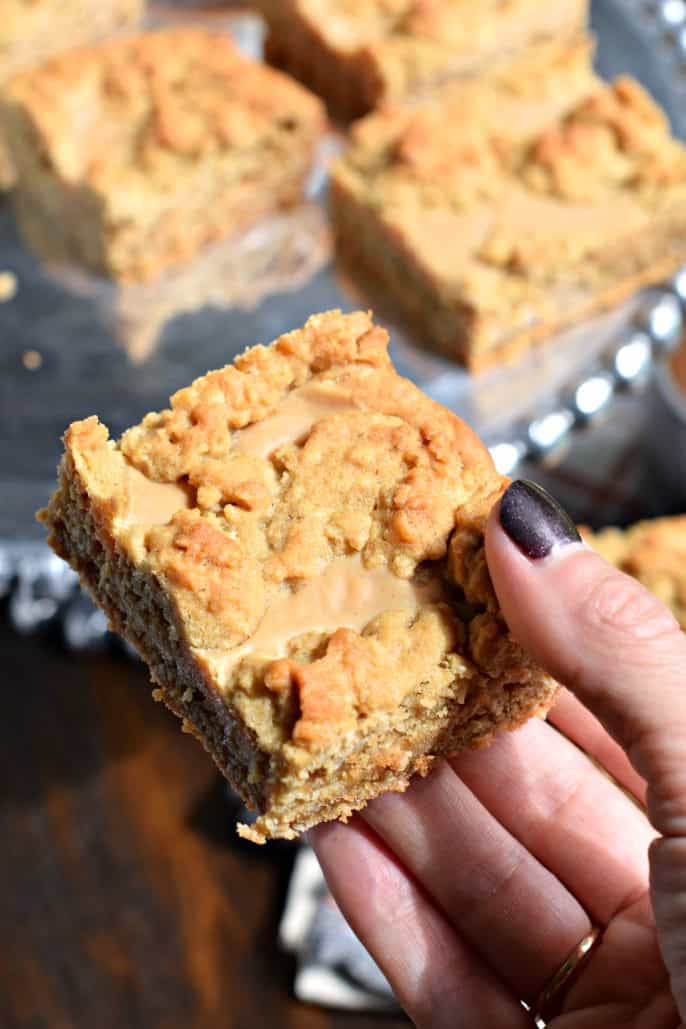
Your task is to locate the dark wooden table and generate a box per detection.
[0,618,408,1029]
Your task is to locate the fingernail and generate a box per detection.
[499,480,581,560]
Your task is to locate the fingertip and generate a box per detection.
[493,480,582,558]
[485,481,595,612]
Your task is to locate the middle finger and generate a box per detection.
[548,687,647,804]
[450,716,654,924]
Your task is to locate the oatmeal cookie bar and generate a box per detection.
[0,0,143,189]
[40,310,557,842]
[1,28,326,282]
[256,0,589,119]
[331,74,686,371]
[585,516,686,630]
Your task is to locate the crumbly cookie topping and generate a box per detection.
[343,77,686,210]
[335,70,686,290]
[4,28,324,185]
[522,78,686,202]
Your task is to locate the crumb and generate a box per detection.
[0,270,17,302]
[22,349,42,370]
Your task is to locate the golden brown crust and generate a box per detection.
[584,516,686,630]
[331,75,686,370]
[41,310,557,840]
[1,28,326,280]
[256,0,589,118]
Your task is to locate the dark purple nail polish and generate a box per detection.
[499,480,581,560]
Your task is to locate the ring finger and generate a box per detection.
[359,758,593,1001]
[450,716,654,926]
[312,816,531,1029]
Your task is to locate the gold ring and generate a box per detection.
[530,927,602,1026]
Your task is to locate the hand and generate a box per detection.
[310,481,686,1028]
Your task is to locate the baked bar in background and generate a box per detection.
[0,0,143,189]
[110,203,330,364]
[40,310,557,842]
[585,516,686,630]
[256,0,589,119]
[331,73,686,371]
[1,28,325,282]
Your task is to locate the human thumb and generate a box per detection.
[485,479,686,1009]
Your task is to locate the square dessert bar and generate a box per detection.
[585,516,686,631]
[331,71,686,371]
[41,310,557,842]
[0,0,143,189]
[1,28,326,282]
[256,0,589,119]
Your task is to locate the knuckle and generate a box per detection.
[584,570,680,642]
